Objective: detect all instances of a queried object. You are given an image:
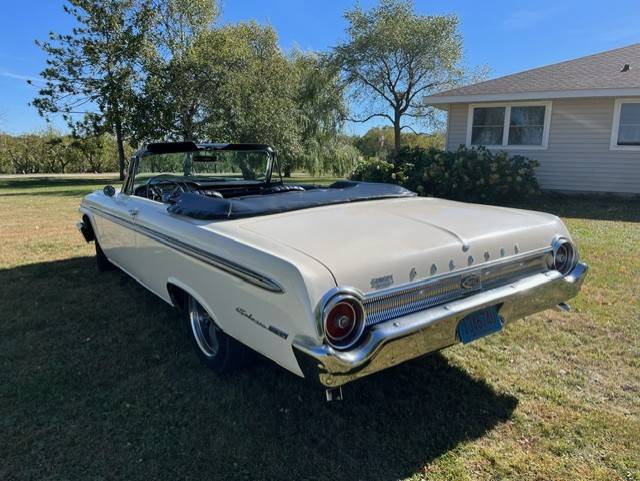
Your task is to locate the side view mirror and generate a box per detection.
[103,185,116,197]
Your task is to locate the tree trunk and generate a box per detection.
[115,118,126,181]
[182,105,195,141]
[393,109,402,162]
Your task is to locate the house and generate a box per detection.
[425,43,640,194]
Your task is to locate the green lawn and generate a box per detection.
[1,175,638,481]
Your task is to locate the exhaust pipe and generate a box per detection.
[325,387,343,402]
[554,302,571,312]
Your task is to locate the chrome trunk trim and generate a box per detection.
[363,248,551,325]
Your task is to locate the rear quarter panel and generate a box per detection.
[81,192,337,377]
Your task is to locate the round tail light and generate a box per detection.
[552,237,577,275]
[322,293,365,350]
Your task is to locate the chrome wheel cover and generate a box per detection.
[188,297,220,358]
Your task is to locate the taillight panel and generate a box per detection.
[319,290,366,350]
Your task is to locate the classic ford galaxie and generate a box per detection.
[78,142,587,399]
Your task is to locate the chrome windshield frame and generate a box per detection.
[123,142,279,195]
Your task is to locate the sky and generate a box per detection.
[0,0,639,136]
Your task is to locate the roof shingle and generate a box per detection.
[429,43,640,100]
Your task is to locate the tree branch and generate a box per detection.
[350,70,396,106]
[345,112,394,123]
[406,79,455,106]
[400,124,427,135]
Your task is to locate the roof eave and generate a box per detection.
[425,87,640,105]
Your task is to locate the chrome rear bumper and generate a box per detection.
[293,262,588,387]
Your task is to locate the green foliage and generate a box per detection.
[134,0,219,141]
[296,136,361,177]
[137,19,357,177]
[350,157,395,183]
[333,0,463,156]
[354,126,445,159]
[0,131,128,174]
[25,0,468,178]
[197,23,299,152]
[287,52,359,176]
[351,146,540,202]
[32,0,155,179]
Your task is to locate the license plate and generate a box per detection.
[457,306,503,344]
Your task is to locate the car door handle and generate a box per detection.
[128,208,139,217]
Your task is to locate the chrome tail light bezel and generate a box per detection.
[317,288,366,350]
[552,236,579,275]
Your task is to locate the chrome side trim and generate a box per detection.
[83,204,285,294]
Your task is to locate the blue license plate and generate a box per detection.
[457,306,503,344]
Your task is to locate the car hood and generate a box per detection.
[236,197,568,293]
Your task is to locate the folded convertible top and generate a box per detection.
[167,181,416,220]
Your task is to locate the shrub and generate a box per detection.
[350,157,395,183]
[350,146,540,203]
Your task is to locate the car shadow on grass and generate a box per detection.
[0,257,518,481]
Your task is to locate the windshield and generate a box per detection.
[134,150,272,184]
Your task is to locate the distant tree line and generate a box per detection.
[0,0,470,177]
[352,126,445,160]
[0,130,126,174]
[0,127,444,175]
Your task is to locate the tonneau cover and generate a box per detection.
[167,181,416,220]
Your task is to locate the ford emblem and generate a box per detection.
[460,274,481,290]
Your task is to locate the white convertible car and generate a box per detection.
[78,142,587,399]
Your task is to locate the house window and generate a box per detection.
[467,102,552,149]
[611,99,640,149]
[471,107,505,145]
[508,106,546,145]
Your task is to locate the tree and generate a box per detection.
[190,23,301,163]
[134,0,219,142]
[333,0,462,159]
[193,24,358,177]
[32,0,153,180]
[290,51,360,176]
[69,132,121,173]
[355,126,445,158]
[0,130,124,174]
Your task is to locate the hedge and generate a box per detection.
[350,146,540,203]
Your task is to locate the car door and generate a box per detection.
[91,190,139,274]
[124,194,181,297]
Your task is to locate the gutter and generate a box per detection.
[425,87,640,105]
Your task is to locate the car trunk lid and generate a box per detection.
[235,197,564,293]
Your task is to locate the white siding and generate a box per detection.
[446,98,640,194]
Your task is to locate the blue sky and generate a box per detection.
[0,0,638,135]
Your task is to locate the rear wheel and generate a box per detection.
[184,294,252,373]
[95,240,115,272]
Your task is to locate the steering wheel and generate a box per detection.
[145,175,190,202]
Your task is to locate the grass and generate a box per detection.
[0,175,638,481]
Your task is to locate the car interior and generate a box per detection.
[127,142,415,220]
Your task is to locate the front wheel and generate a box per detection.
[184,294,252,373]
